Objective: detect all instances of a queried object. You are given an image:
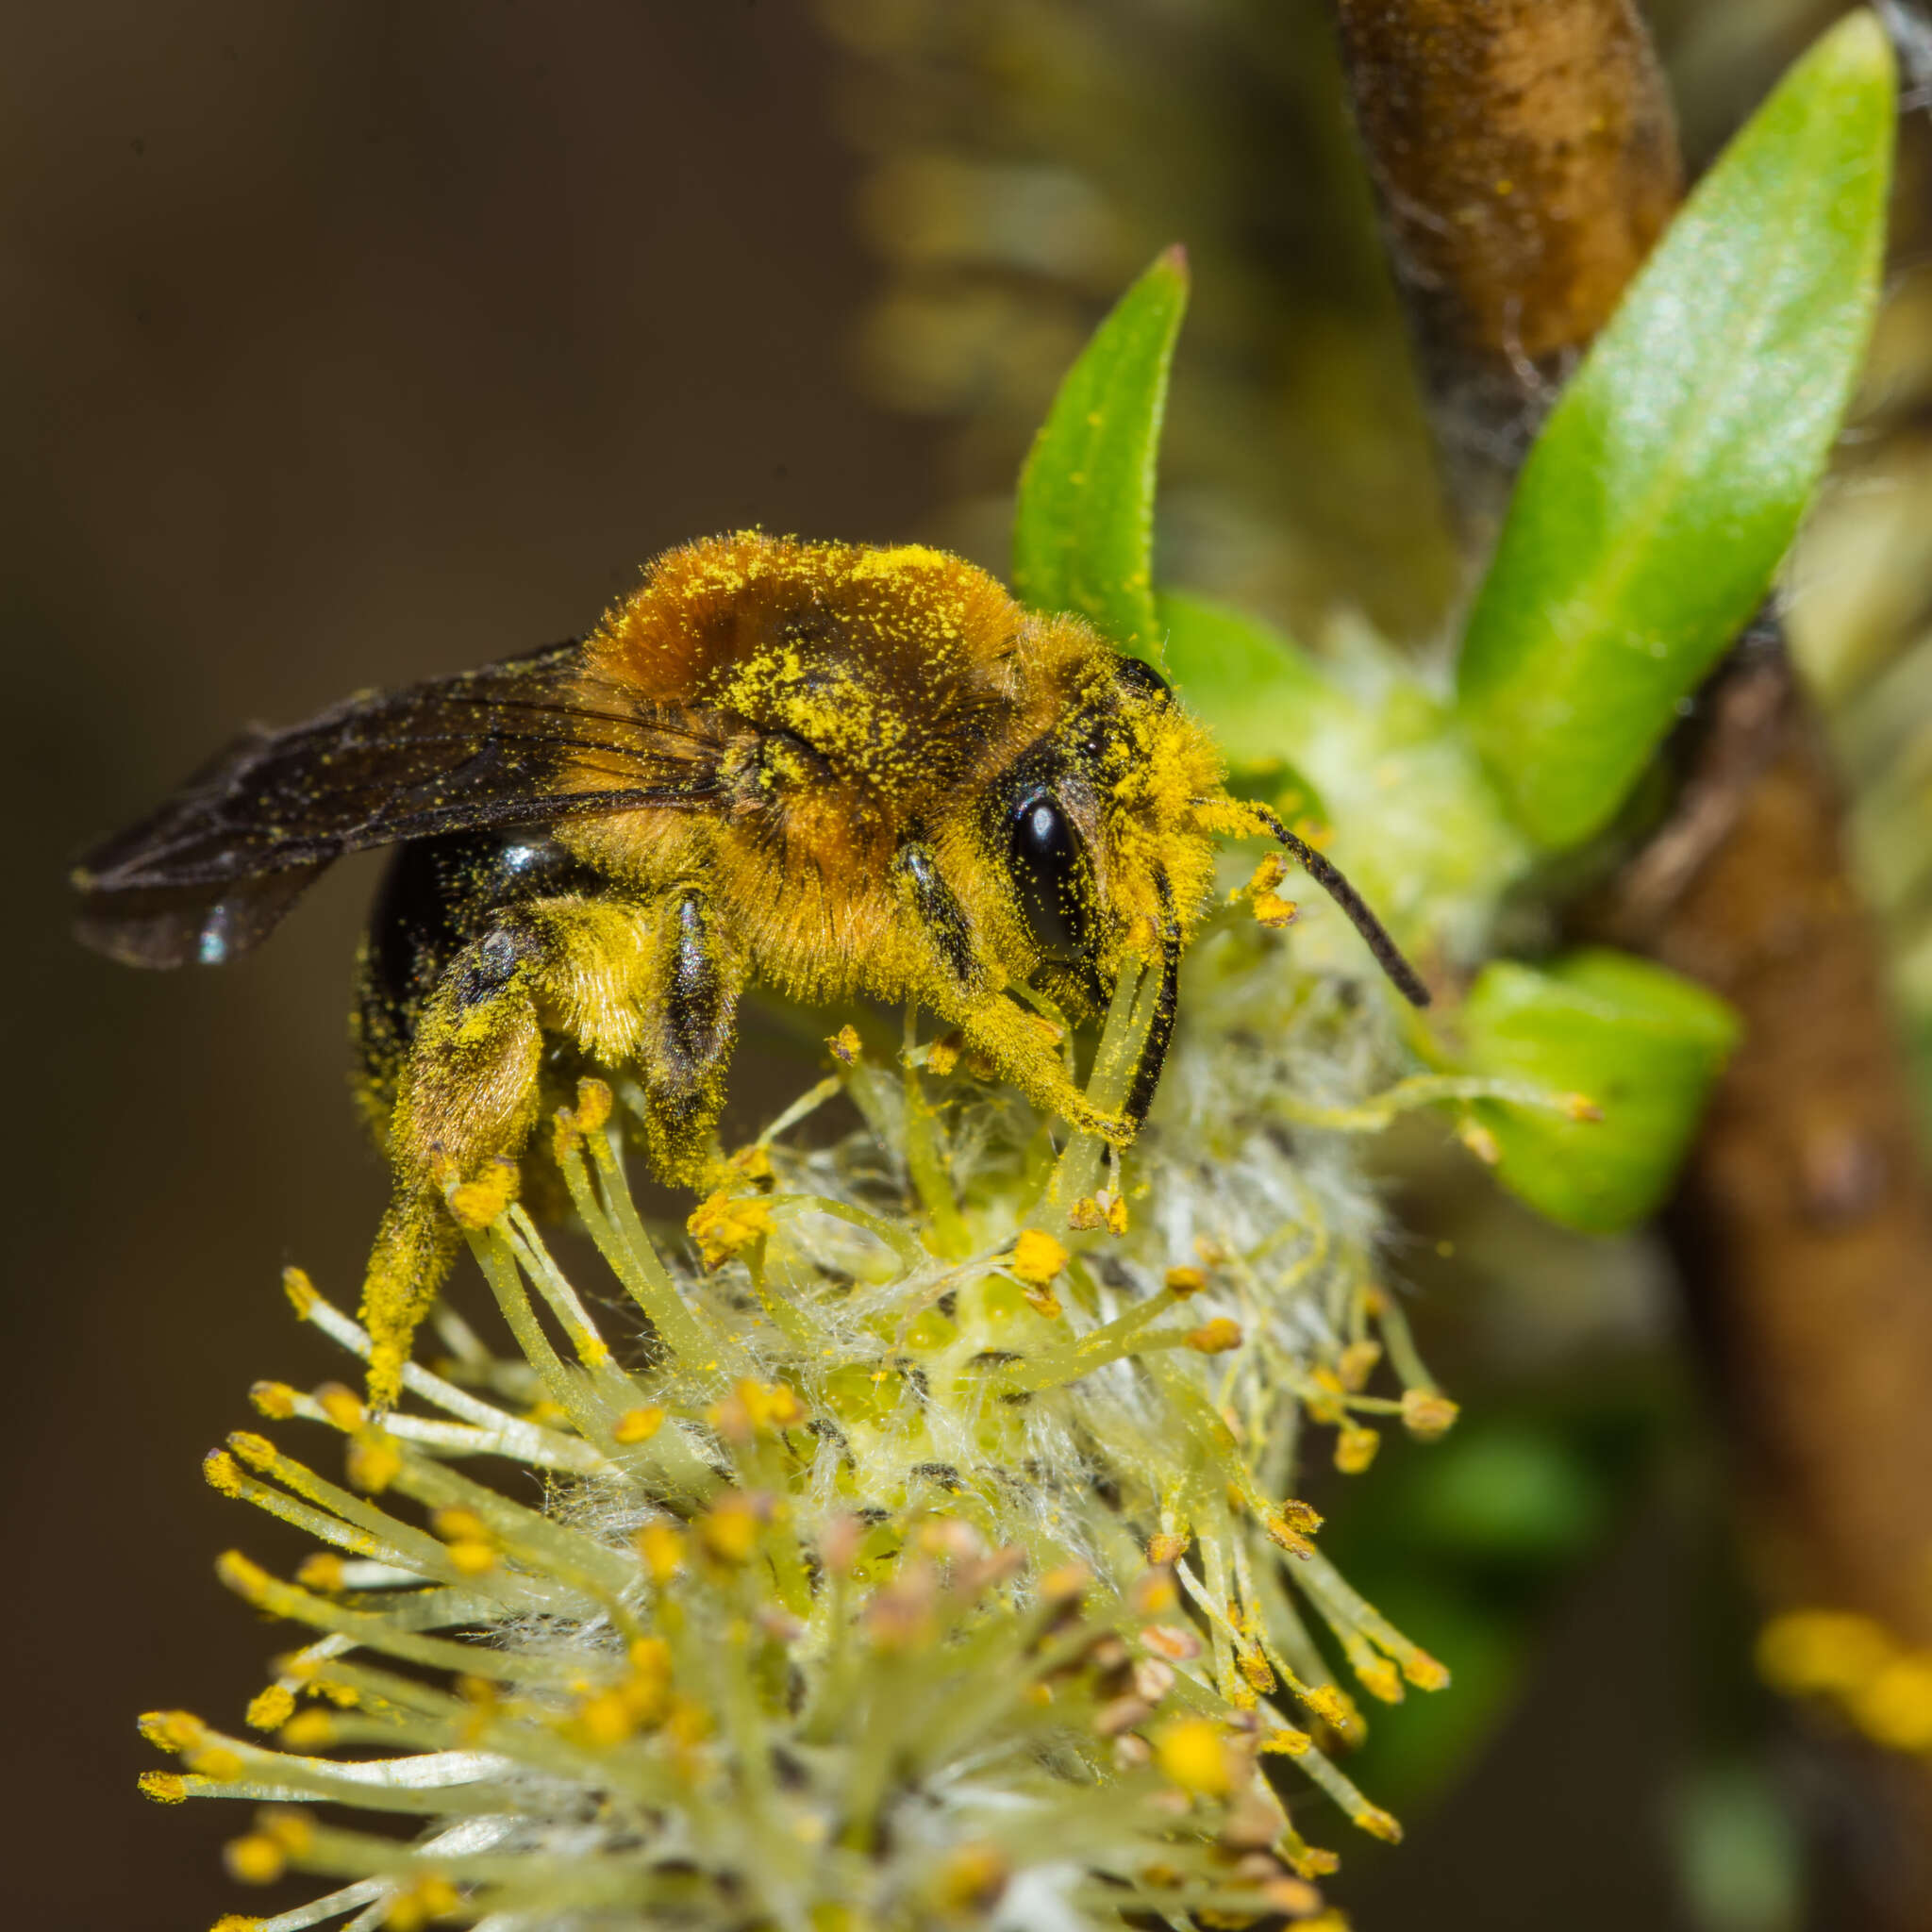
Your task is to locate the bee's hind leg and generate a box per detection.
[360,892,664,1410]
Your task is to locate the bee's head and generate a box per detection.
[991,644,1225,1008]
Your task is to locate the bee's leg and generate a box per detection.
[893,841,1132,1145]
[361,894,657,1410]
[632,883,743,1185]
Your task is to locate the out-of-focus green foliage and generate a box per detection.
[1457,952,1742,1235]
[1457,12,1896,849]
[1013,245,1188,662]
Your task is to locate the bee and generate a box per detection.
[75,533,1425,1407]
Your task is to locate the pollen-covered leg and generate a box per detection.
[361,894,656,1408]
[635,885,742,1185]
[892,837,1132,1145]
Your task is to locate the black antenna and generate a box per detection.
[1246,803,1431,1008]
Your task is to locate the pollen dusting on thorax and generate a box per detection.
[562,533,1055,997]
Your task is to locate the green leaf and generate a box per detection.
[1458,949,1741,1234]
[1012,245,1188,659]
[1456,11,1896,849]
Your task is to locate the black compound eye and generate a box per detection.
[1115,656,1172,705]
[1009,792,1091,961]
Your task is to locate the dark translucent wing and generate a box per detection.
[73,641,722,968]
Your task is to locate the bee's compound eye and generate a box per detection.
[1009,792,1089,961]
[1115,656,1172,705]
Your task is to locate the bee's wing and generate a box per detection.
[73,641,724,968]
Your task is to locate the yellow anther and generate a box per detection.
[1010,1228,1069,1286]
[1039,1562,1091,1603]
[688,1190,774,1269]
[1400,1388,1459,1439]
[278,1710,335,1750]
[188,1744,244,1779]
[924,1031,962,1076]
[210,1916,263,1930]
[345,1432,401,1494]
[202,1450,245,1497]
[445,1541,497,1575]
[1253,890,1298,929]
[697,1492,763,1565]
[1357,1806,1404,1844]
[1140,1624,1203,1663]
[827,1024,863,1065]
[1258,1726,1311,1757]
[1852,1653,1932,1752]
[1335,1424,1381,1474]
[446,1155,520,1230]
[1757,1608,1894,1694]
[611,1405,665,1444]
[1066,1195,1105,1231]
[1163,1265,1207,1298]
[1153,1718,1235,1798]
[248,1381,299,1420]
[1337,1339,1382,1391]
[1186,1318,1242,1355]
[281,1267,318,1316]
[1146,1532,1189,1565]
[316,1384,364,1429]
[224,1834,285,1885]
[1402,1651,1451,1692]
[295,1553,346,1593]
[139,1773,188,1803]
[736,1379,807,1431]
[245,1685,296,1732]
[932,1844,1010,1914]
[141,1708,208,1754]
[573,1075,614,1136]
[638,1521,686,1583]
[432,1507,490,1542]
[260,1808,315,1855]
[226,1431,276,1471]
[1457,1118,1502,1165]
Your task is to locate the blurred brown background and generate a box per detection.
[0,5,1799,1927]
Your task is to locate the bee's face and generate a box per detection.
[984,648,1225,1006]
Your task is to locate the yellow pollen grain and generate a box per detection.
[447,1157,520,1230]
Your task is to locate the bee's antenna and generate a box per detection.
[1245,802,1431,1008]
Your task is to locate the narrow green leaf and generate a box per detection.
[1012,246,1189,659]
[1456,12,1896,849]
[1457,950,1741,1235]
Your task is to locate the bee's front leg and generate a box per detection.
[361,893,657,1410]
[891,840,1133,1146]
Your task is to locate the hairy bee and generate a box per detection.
[75,533,1424,1406]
